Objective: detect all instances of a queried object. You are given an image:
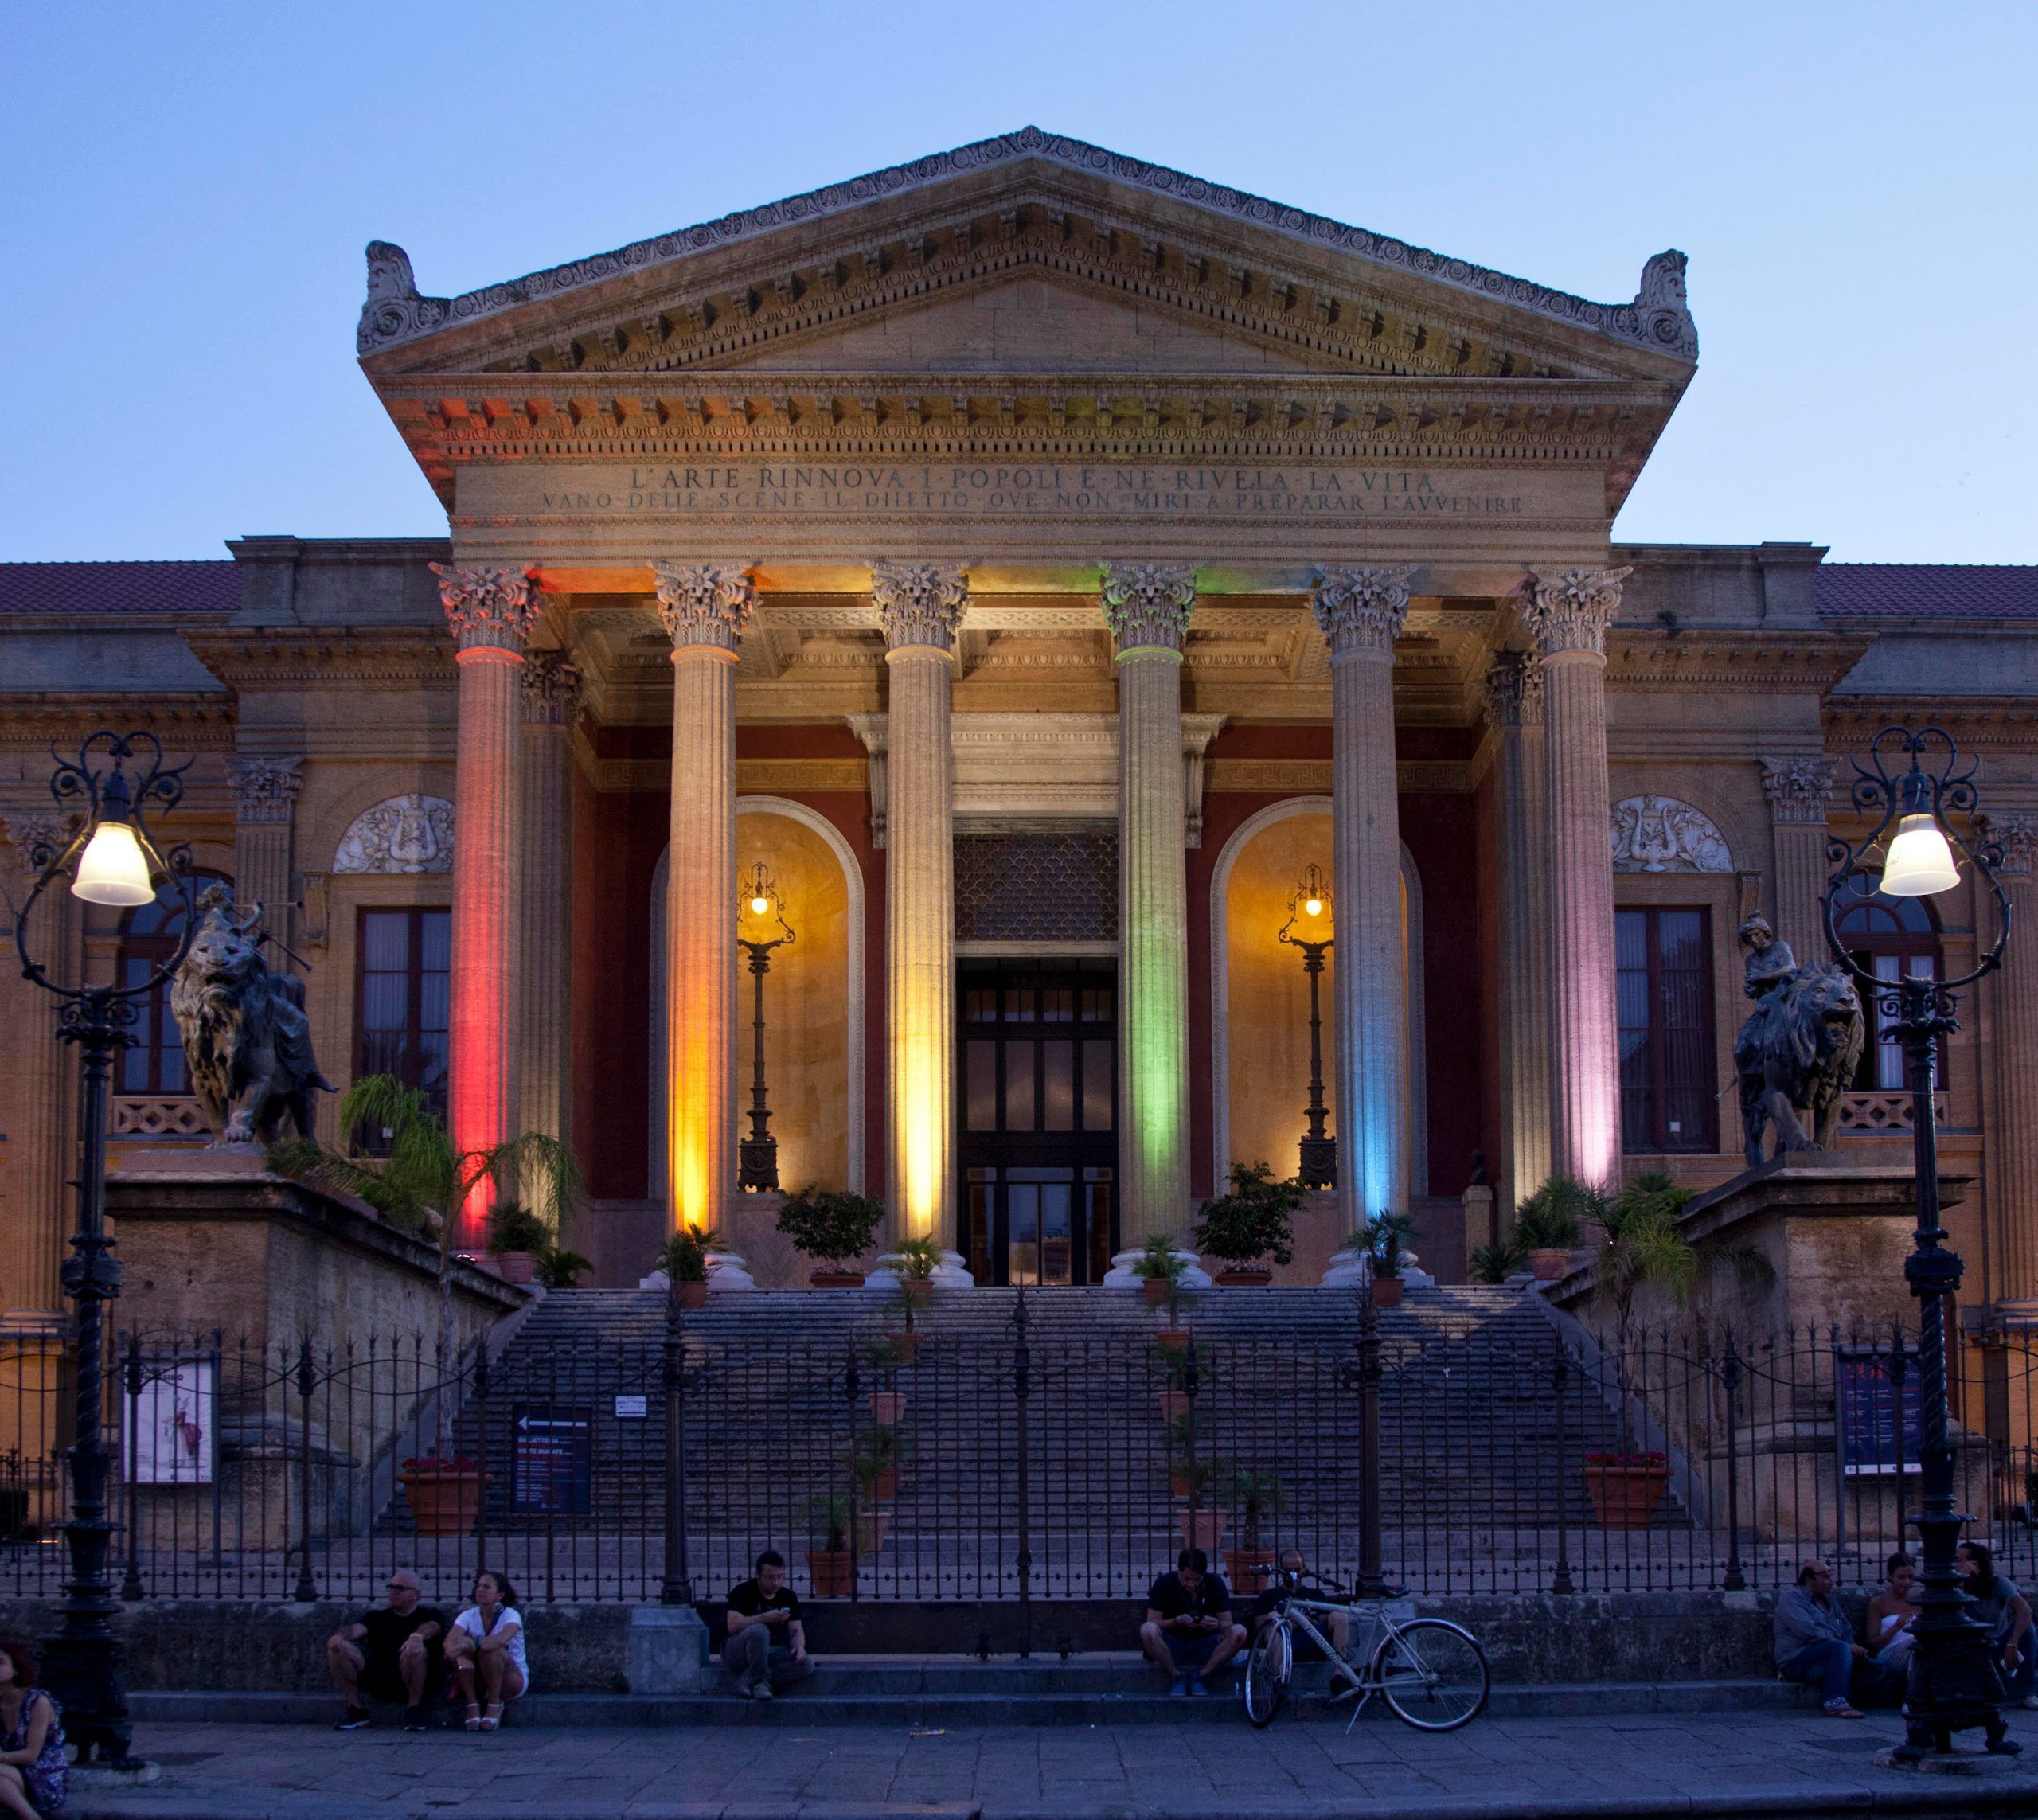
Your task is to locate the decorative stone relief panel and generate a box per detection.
[1610,795,1734,873]
[955,830,1118,943]
[334,794,455,874]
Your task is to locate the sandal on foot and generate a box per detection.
[480,1701,504,1731]
[463,1702,482,1732]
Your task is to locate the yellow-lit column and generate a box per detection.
[1525,565,1631,1186]
[654,563,756,1236]
[0,812,71,1314]
[1103,562,1196,1241]
[1312,567,1411,1232]
[873,561,968,1244]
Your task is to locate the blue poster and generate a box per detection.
[510,1404,593,1514]
[1837,1349,1923,1475]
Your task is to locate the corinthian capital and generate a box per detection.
[1984,812,2038,879]
[653,562,756,652]
[1480,653,1544,728]
[226,755,304,825]
[521,650,585,724]
[873,561,969,652]
[1100,563,1197,653]
[1310,565,1412,658]
[1759,756,1838,826]
[1522,566,1633,658]
[431,563,539,653]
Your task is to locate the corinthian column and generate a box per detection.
[1524,565,1631,1185]
[519,653,581,1155]
[654,564,755,1236]
[1312,566,1411,1230]
[1983,816,2038,1304]
[1483,654,1552,1220]
[1760,756,1838,964]
[433,563,538,1248]
[225,756,303,947]
[873,561,968,1245]
[1102,563,1197,1240]
[1,813,71,1313]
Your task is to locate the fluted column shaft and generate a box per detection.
[1761,756,1838,965]
[1313,568,1411,1229]
[1103,564,1195,1240]
[226,756,302,950]
[1525,567,1630,1185]
[875,563,967,1245]
[434,564,537,1248]
[654,566,755,1236]
[2,815,72,1312]
[1985,819,2038,1303]
[1485,657,1552,1219]
[519,654,581,1154]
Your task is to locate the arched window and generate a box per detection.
[116,873,232,1096]
[1833,873,1945,1091]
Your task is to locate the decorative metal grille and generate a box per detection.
[955,828,1118,942]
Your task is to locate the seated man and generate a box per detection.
[1250,1548,1351,1661]
[1774,1558,1868,1717]
[724,1550,813,1701]
[326,1571,444,1732]
[1142,1547,1247,1697]
[1863,1552,1919,1675]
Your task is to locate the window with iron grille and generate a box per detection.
[954,829,1118,943]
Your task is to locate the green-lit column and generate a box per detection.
[1103,561,1196,1242]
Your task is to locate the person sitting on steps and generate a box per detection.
[724,1550,813,1701]
[1142,1547,1247,1697]
[443,1569,528,1732]
[1863,1552,1919,1678]
[327,1570,445,1732]
[1249,1548,1351,1661]
[1774,1559,1870,1717]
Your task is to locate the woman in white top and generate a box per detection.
[443,1570,527,1731]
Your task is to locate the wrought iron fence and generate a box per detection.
[2,1297,2037,1608]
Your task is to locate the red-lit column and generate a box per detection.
[433,563,539,1248]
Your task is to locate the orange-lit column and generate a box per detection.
[654,562,756,1236]
[873,561,968,1244]
[1525,565,1631,1186]
[433,563,539,1249]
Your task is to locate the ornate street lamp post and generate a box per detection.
[13,732,195,1771]
[736,862,796,1193]
[1277,864,1336,1190]
[1822,726,2013,1759]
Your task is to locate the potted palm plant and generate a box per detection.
[1341,1211,1415,1306]
[484,1201,551,1285]
[853,1422,908,1503]
[1175,1454,1229,1552]
[893,1234,943,1306]
[1514,1176,1603,1280]
[1155,1271,1195,1352]
[777,1186,885,1288]
[1154,1342,1193,1421]
[1192,1162,1302,1286]
[1223,1470,1286,1588]
[1131,1233,1185,1306]
[535,1241,593,1288]
[802,1494,884,1595]
[1467,1237,1527,1285]
[656,1223,720,1309]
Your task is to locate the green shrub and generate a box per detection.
[775,1188,886,1267]
[1192,1162,1302,1268]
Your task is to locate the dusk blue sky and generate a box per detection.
[4,2,2032,563]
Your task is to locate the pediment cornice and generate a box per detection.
[180,626,459,688]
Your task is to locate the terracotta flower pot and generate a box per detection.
[488,1251,538,1286]
[891,1330,923,1364]
[1169,1467,1195,1498]
[1224,1546,1275,1588]
[398,1465,490,1538]
[1582,1455,1671,1530]
[854,1511,888,1553]
[1142,1276,1169,1306]
[806,1549,853,1598]
[900,1277,934,1306]
[863,1467,899,1503]
[1177,1507,1228,1552]
[677,1279,707,1309]
[1528,1248,1571,1282]
[868,1391,907,1424]
[1155,1389,1192,1421]
[1156,1329,1190,1353]
[811,1269,866,1289]
[1371,1276,1404,1308]
[1216,1267,1271,1287]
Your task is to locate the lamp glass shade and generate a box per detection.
[1304,898,1324,918]
[750,896,771,915]
[1880,814,1961,897]
[71,819,154,906]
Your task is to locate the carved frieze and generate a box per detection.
[1310,566,1411,658]
[226,755,304,825]
[1100,564,1197,652]
[652,562,756,651]
[1610,795,1734,873]
[334,794,455,874]
[1523,566,1633,659]
[873,561,969,652]
[1759,756,1837,827]
[1983,813,2038,880]
[431,564,539,653]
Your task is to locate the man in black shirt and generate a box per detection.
[327,1571,446,1730]
[724,1550,814,1701]
[1141,1547,1247,1696]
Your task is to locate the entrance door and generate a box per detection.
[958,961,1117,1285]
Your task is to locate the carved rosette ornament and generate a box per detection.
[1984,813,2038,880]
[873,560,970,651]
[1759,756,1839,826]
[1099,563,1197,653]
[1522,566,1633,659]
[1310,565,1412,658]
[653,562,757,652]
[431,564,540,653]
[225,756,304,825]
[1480,653,1544,728]
[2,811,68,877]
[521,650,585,724]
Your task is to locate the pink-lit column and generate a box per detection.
[653,563,756,1236]
[434,564,538,1248]
[1524,565,1631,1186]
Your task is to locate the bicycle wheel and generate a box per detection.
[1372,1619,1489,1732]
[1243,1622,1290,1728]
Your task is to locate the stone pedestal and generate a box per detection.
[627,1604,710,1692]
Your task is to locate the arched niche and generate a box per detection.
[1208,798,1427,1198]
[333,793,455,873]
[649,798,866,1201]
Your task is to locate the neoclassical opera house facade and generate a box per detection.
[4,131,2037,1319]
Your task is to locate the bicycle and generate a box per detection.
[1241,1565,1489,1732]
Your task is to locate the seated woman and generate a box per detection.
[443,1570,529,1732]
[0,1637,65,1818]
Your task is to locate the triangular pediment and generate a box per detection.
[358,129,1697,389]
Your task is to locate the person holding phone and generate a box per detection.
[1141,1548,1246,1697]
[723,1551,812,1701]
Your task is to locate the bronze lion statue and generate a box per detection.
[1734,915,1865,1169]
[170,888,332,1146]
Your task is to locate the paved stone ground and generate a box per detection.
[59,1709,2038,1819]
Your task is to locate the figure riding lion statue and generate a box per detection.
[1734,912,1865,1169]
[170,887,332,1146]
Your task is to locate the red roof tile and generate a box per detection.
[1817,564,2038,620]
[0,560,240,619]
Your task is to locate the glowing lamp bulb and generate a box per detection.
[1304,897,1323,918]
[71,818,154,907]
[750,895,771,915]
[1881,814,1961,897]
